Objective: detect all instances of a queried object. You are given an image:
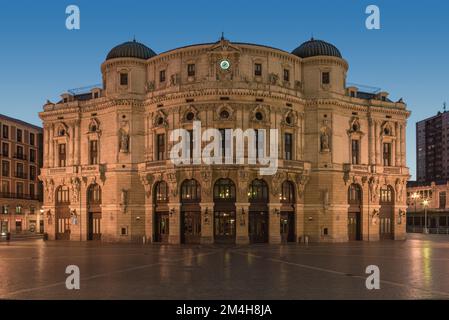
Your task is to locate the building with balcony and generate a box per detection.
[416,110,449,182]
[0,114,43,235]
[39,36,410,243]
[406,180,449,234]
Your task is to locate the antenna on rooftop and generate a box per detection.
[444,102,447,113]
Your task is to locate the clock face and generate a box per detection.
[220,60,230,70]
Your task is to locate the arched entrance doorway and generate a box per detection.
[87,184,102,241]
[55,186,70,240]
[213,178,236,244]
[348,184,362,241]
[280,181,295,243]
[181,179,201,244]
[154,181,169,243]
[380,185,394,240]
[248,179,269,243]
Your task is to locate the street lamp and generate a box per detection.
[411,192,419,213]
[422,199,429,234]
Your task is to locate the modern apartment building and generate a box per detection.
[0,114,43,235]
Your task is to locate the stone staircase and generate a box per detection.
[0,232,43,242]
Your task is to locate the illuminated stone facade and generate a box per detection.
[39,37,410,243]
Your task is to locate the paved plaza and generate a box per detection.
[1,234,449,300]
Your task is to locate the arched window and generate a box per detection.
[213,178,236,201]
[155,181,169,203]
[181,179,201,202]
[248,179,269,202]
[87,184,101,205]
[380,185,394,204]
[348,184,362,204]
[281,181,295,204]
[56,186,70,204]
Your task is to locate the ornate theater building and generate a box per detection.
[39,36,410,244]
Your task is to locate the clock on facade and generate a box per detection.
[220,60,230,70]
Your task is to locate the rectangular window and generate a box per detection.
[156,134,165,160]
[29,166,36,181]
[188,130,194,161]
[29,133,35,146]
[1,181,9,193]
[284,133,293,160]
[120,73,128,86]
[30,149,36,163]
[16,182,24,197]
[89,140,98,165]
[2,161,9,177]
[16,145,24,160]
[440,192,446,209]
[16,163,24,179]
[283,69,290,82]
[351,139,360,165]
[2,125,8,139]
[30,184,35,198]
[254,63,262,76]
[383,143,392,166]
[2,205,8,214]
[58,144,66,167]
[2,143,8,157]
[322,72,330,85]
[187,64,195,77]
[16,129,22,142]
[159,70,166,83]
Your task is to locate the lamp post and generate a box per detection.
[411,192,419,213]
[423,199,429,234]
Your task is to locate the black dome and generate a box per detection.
[106,40,157,60]
[292,38,342,59]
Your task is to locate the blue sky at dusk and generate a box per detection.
[0,0,448,179]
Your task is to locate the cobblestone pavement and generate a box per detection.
[1,233,448,300]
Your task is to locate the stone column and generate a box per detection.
[295,202,305,242]
[74,121,80,165]
[369,118,375,165]
[235,203,250,244]
[168,202,181,244]
[395,122,400,166]
[401,123,406,167]
[145,204,154,243]
[268,203,282,244]
[375,121,381,165]
[200,202,214,244]
[49,125,54,167]
[44,125,49,168]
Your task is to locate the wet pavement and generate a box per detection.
[1,233,448,300]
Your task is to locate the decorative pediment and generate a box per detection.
[381,121,394,137]
[88,118,101,134]
[55,123,69,137]
[153,110,168,128]
[215,104,235,121]
[182,105,200,123]
[250,104,270,124]
[282,110,297,127]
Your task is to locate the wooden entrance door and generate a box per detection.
[182,211,201,244]
[380,186,394,240]
[55,206,70,240]
[155,212,169,243]
[280,212,295,243]
[249,211,269,243]
[348,211,361,241]
[348,184,362,241]
[88,211,102,240]
[214,210,236,244]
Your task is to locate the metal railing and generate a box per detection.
[13,154,27,160]
[0,192,40,201]
[407,226,449,234]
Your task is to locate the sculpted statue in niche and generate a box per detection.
[119,122,130,153]
[320,128,331,152]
